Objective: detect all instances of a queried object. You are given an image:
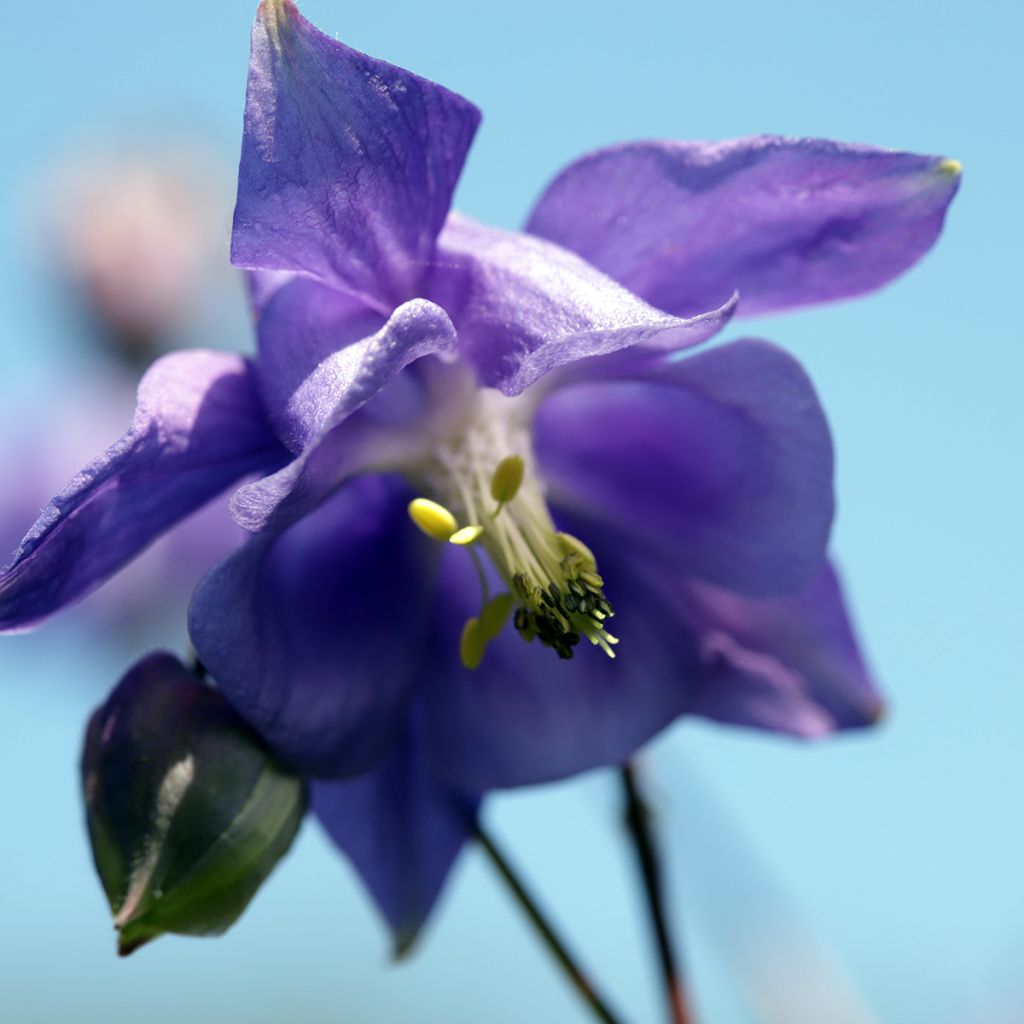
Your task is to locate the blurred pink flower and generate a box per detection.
[1,145,248,637]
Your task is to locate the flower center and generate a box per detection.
[406,386,617,669]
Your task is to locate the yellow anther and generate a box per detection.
[408,498,458,542]
[459,617,487,670]
[556,531,598,569]
[480,593,514,639]
[938,158,962,176]
[490,455,525,507]
[450,524,485,546]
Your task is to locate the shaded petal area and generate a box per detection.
[246,268,297,315]
[190,474,430,778]
[313,708,478,954]
[255,276,456,452]
[534,339,833,598]
[233,0,481,308]
[429,213,734,396]
[527,136,961,317]
[0,351,284,631]
[685,562,883,735]
[228,418,373,533]
[422,542,700,790]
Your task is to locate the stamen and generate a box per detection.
[479,593,514,639]
[490,454,525,513]
[408,498,458,541]
[557,531,597,570]
[450,524,484,546]
[408,387,619,669]
[460,617,487,670]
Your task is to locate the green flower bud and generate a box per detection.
[81,652,307,956]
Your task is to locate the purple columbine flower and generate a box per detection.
[0,0,959,946]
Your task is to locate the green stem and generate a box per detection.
[620,761,694,1024]
[467,544,492,602]
[475,822,628,1024]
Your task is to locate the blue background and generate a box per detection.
[0,0,1020,1021]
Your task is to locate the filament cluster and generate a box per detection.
[408,442,618,670]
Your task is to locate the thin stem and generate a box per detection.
[620,761,694,1024]
[474,822,628,1024]
[467,544,492,603]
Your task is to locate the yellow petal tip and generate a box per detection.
[258,0,299,49]
[937,158,962,177]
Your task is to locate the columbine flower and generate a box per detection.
[0,0,958,946]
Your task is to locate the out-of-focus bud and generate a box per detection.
[43,144,232,364]
[81,652,307,956]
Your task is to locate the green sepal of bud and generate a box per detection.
[81,652,307,956]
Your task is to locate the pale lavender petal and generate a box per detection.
[190,474,431,778]
[0,351,284,631]
[233,0,481,308]
[534,339,833,597]
[686,562,883,734]
[428,213,734,395]
[313,708,477,954]
[527,136,961,317]
[255,276,456,453]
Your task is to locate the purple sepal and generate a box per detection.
[686,562,883,734]
[0,351,285,632]
[313,708,478,955]
[232,0,481,309]
[527,136,961,317]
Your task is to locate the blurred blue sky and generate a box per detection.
[1,0,1020,1021]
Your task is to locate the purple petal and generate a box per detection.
[255,276,456,453]
[230,377,440,534]
[428,214,734,396]
[232,0,481,308]
[313,708,478,954]
[189,474,431,779]
[534,339,834,597]
[246,268,296,314]
[422,542,699,790]
[527,136,961,317]
[0,351,284,631]
[685,562,883,735]
[228,412,383,533]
